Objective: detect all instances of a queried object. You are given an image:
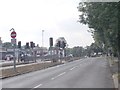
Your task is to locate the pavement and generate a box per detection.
[112,74,118,89]
[1,57,115,88]
[107,56,119,89]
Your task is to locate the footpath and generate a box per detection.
[107,56,119,89]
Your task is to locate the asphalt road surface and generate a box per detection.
[1,57,115,88]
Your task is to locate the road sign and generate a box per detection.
[11,38,16,45]
[11,31,16,38]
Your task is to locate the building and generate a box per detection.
[0,37,7,60]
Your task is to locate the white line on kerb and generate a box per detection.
[34,84,42,88]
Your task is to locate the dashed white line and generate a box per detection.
[70,67,76,70]
[51,77,55,80]
[51,72,66,80]
[56,65,60,67]
[34,84,42,88]
[58,72,66,76]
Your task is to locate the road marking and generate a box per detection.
[58,72,66,76]
[51,72,66,80]
[34,84,42,88]
[70,67,76,70]
[56,65,60,67]
[51,77,55,80]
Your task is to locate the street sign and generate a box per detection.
[11,31,16,38]
[11,38,16,45]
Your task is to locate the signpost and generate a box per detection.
[10,28,17,71]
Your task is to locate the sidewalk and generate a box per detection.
[107,56,119,88]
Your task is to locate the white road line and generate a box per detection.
[34,84,42,88]
[56,65,60,67]
[58,72,66,76]
[51,72,66,80]
[51,77,55,80]
[70,67,76,70]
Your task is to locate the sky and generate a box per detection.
[0,0,94,48]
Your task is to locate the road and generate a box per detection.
[1,57,114,88]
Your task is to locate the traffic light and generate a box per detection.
[62,41,66,49]
[56,41,61,47]
[30,41,33,48]
[18,41,21,48]
[26,42,29,49]
[33,43,35,47]
[49,37,53,47]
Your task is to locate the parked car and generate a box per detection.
[20,53,33,61]
[5,54,14,60]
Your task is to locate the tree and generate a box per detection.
[2,42,13,49]
[71,46,85,57]
[77,2,119,57]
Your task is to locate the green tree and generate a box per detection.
[2,42,13,49]
[71,46,84,57]
[77,2,119,57]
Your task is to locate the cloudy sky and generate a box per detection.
[0,0,94,48]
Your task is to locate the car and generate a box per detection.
[5,54,14,60]
[20,53,33,61]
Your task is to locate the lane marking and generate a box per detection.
[34,84,42,88]
[70,67,76,70]
[58,72,66,76]
[56,66,60,67]
[51,72,66,80]
[51,77,55,80]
